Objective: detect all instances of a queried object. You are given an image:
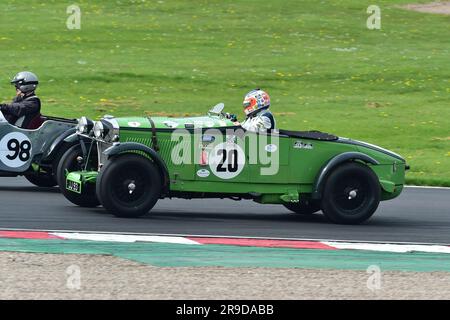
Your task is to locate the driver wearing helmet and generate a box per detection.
[240,89,275,132]
[0,71,41,128]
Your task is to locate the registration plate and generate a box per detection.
[66,179,81,194]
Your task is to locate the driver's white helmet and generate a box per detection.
[243,89,270,117]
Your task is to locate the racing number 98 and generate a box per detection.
[7,138,31,162]
[216,149,238,173]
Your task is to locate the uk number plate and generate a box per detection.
[66,179,81,194]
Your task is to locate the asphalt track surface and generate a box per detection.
[0,178,449,244]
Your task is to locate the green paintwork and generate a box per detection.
[0,238,448,272]
[66,171,98,194]
[68,112,407,204]
[117,115,236,130]
[31,163,39,172]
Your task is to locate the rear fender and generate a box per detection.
[312,152,379,199]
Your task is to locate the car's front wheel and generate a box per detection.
[57,143,100,207]
[96,154,162,218]
[321,162,380,224]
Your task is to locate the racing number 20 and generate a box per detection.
[7,139,31,162]
[216,149,238,173]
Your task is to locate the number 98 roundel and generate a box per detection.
[0,132,32,168]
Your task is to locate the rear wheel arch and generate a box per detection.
[312,152,380,200]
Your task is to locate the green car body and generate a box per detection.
[60,105,407,224]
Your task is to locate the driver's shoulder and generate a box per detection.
[259,110,274,119]
[24,95,40,101]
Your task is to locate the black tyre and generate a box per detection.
[25,173,57,187]
[24,142,77,188]
[57,143,100,207]
[321,162,381,224]
[96,154,162,218]
[283,201,321,215]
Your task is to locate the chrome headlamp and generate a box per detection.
[93,121,105,138]
[91,116,119,142]
[76,116,94,134]
[102,117,120,143]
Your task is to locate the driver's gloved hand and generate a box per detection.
[225,113,237,122]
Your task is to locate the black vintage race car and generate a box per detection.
[0,110,77,186]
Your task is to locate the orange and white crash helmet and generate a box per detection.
[243,89,270,116]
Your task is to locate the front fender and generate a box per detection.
[43,128,77,160]
[103,142,170,192]
[311,152,380,199]
[63,132,79,144]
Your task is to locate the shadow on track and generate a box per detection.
[0,186,59,193]
[65,205,335,224]
[149,210,329,223]
[61,205,423,228]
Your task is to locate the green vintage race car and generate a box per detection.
[57,103,408,224]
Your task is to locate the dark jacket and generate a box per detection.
[0,94,41,128]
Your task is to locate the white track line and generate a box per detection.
[2,228,450,253]
[405,185,450,190]
[1,227,449,246]
[324,242,450,254]
[52,232,200,245]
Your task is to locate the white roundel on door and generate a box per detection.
[209,142,245,179]
[0,132,32,168]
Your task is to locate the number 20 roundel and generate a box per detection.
[0,132,32,168]
[209,142,245,180]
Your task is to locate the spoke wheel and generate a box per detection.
[96,154,162,218]
[111,167,150,207]
[56,143,100,207]
[332,178,367,213]
[321,162,380,224]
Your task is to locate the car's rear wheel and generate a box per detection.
[25,142,77,188]
[96,154,162,218]
[24,173,57,187]
[283,201,320,215]
[321,162,380,224]
[57,143,100,207]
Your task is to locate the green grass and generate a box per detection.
[0,0,448,185]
